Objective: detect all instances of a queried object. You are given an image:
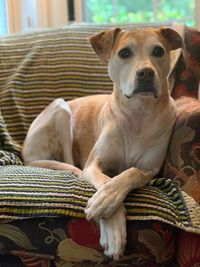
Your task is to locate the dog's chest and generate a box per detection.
[121,123,162,170]
[123,136,148,168]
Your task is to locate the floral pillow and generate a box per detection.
[171,26,200,99]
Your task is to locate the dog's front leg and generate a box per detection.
[85,167,158,221]
[99,205,126,260]
[81,159,127,260]
[81,158,111,190]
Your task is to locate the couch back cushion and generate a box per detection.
[0,25,115,144]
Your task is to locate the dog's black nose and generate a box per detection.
[136,68,154,81]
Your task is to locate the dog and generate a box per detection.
[22,27,182,260]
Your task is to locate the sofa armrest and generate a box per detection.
[163,96,200,203]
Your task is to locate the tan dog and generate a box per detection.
[22,27,182,260]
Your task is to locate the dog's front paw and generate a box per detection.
[85,180,123,221]
[100,205,126,260]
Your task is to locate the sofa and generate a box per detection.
[0,23,200,267]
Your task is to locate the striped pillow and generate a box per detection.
[0,25,114,144]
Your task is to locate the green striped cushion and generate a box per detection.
[0,25,115,144]
[1,165,200,235]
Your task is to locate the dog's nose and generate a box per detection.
[136,68,154,81]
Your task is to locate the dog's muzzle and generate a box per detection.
[127,67,158,99]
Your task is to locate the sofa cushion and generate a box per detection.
[0,25,114,144]
[171,26,200,99]
[0,164,200,235]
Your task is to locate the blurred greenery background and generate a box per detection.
[84,0,195,26]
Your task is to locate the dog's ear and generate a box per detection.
[89,28,121,63]
[159,27,183,50]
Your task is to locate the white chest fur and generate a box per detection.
[116,99,177,172]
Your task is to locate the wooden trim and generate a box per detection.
[36,0,68,29]
[74,0,83,22]
[49,0,68,27]
[35,0,49,28]
[7,0,21,33]
[195,0,200,29]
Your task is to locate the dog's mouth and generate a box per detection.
[125,80,158,99]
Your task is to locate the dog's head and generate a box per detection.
[89,27,183,100]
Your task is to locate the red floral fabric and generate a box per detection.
[0,218,177,267]
[172,26,200,99]
[163,97,200,203]
[177,231,200,267]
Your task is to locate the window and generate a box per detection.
[0,0,68,35]
[81,0,195,26]
[0,0,198,36]
[0,0,7,35]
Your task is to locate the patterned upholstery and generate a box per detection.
[163,97,200,203]
[171,26,200,99]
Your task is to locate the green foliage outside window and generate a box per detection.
[84,0,195,26]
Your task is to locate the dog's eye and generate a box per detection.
[152,46,165,57]
[118,48,132,59]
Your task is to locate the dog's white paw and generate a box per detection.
[85,180,123,221]
[99,205,126,260]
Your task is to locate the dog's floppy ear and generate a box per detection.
[159,27,183,50]
[89,28,121,63]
